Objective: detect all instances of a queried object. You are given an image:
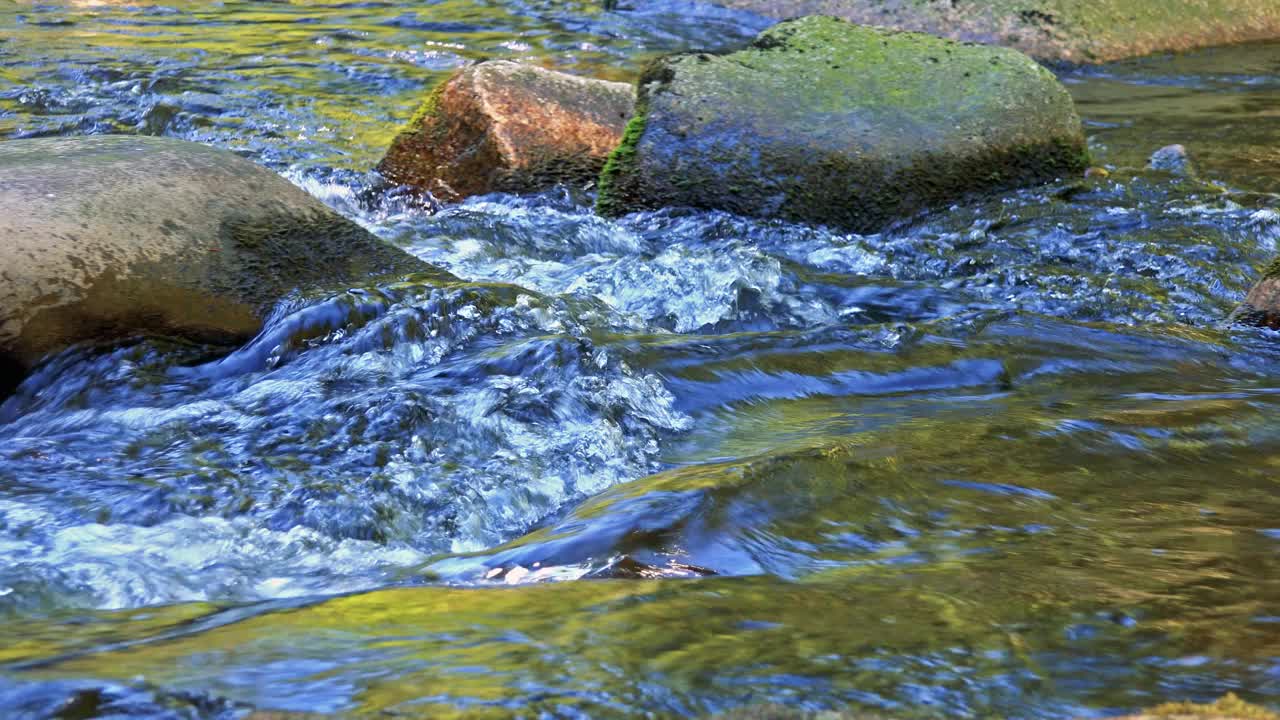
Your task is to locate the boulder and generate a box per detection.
[377,61,635,202]
[0,135,438,396]
[596,16,1087,233]
[709,0,1280,64]
[1230,258,1280,330]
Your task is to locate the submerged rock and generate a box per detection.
[1148,144,1194,175]
[708,0,1280,63]
[596,16,1087,233]
[377,60,635,202]
[0,135,437,396]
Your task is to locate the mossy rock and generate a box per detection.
[709,0,1280,63]
[596,16,1087,232]
[0,135,443,397]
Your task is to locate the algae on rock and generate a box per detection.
[597,16,1087,233]
[709,0,1280,63]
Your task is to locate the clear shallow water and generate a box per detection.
[2,2,1280,718]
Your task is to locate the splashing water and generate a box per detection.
[4,2,1280,717]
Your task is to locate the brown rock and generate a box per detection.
[1231,259,1280,329]
[377,60,634,202]
[0,135,440,396]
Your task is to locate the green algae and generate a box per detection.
[594,108,647,216]
[595,56,674,217]
[403,79,449,138]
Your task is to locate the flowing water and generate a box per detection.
[2,2,1280,718]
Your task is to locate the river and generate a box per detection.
[2,1,1280,717]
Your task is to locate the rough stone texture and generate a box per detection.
[1229,257,1280,330]
[710,0,1280,64]
[0,135,439,395]
[377,60,635,202]
[596,16,1087,233]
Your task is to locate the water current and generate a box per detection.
[2,1,1280,717]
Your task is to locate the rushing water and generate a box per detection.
[3,2,1280,718]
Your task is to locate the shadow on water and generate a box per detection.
[2,1,1280,717]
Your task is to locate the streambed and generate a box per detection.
[2,2,1280,717]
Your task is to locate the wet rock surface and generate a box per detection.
[597,16,1087,232]
[377,60,635,202]
[0,135,437,395]
[4,2,1280,717]
[1230,257,1280,330]
[708,0,1280,63]
[1148,144,1193,175]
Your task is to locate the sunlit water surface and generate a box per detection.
[2,2,1280,717]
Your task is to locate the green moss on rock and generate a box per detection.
[595,109,648,216]
[711,0,1280,63]
[596,16,1087,232]
[403,80,449,139]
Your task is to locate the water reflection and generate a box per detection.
[2,1,1280,717]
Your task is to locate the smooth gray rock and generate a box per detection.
[0,135,443,395]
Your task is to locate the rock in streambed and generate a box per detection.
[1230,256,1280,331]
[377,60,635,202]
[707,0,1280,64]
[596,16,1088,233]
[0,134,440,397]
